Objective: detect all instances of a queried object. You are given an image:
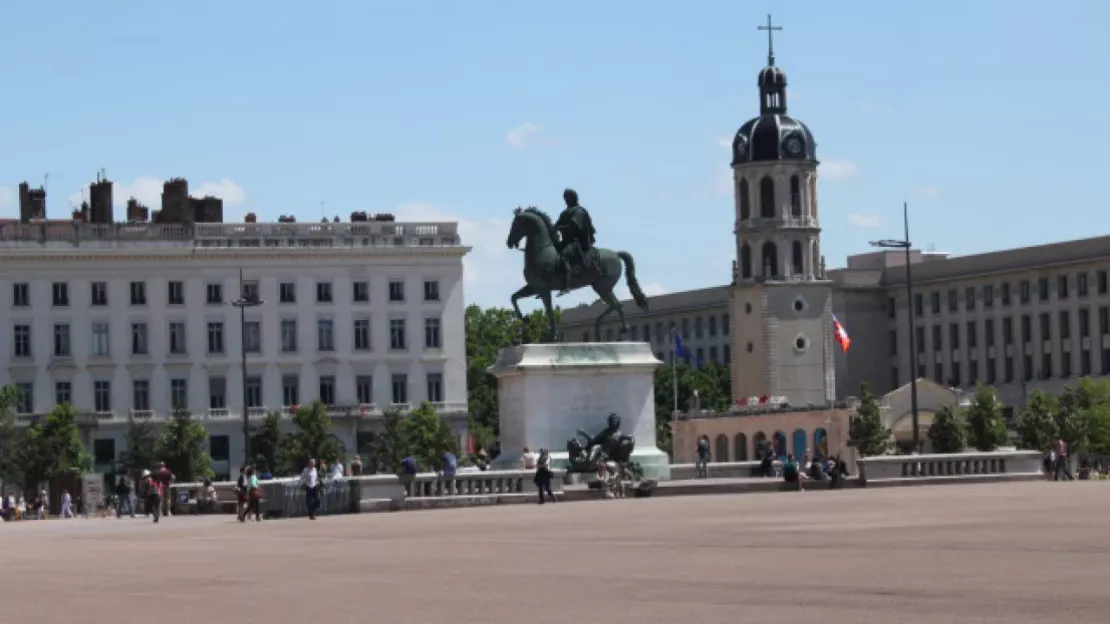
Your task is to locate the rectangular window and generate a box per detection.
[1003,317,1013,344]
[171,379,188,411]
[1024,354,1034,381]
[964,287,975,311]
[352,281,369,303]
[708,345,717,363]
[1081,350,1092,376]
[723,344,730,363]
[694,316,704,339]
[210,436,230,462]
[1078,272,1089,298]
[951,362,962,387]
[244,320,261,353]
[424,317,441,349]
[132,380,150,412]
[1020,280,1031,304]
[1039,313,1051,341]
[390,280,405,302]
[1098,270,1108,295]
[915,326,925,354]
[356,375,373,405]
[12,283,29,307]
[206,283,223,304]
[707,315,717,337]
[934,363,944,384]
[1062,350,1073,378]
[241,281,259,302]
[318,375,336,406]
[317,319,335,351]
[52,282,69,307]
[1041,352,1053,379]
[1021,315,1032,343]
[168,322,187,354]
[281,319,298,352]
[208,377,226,410]
[1001,282,1011,306]
[279,282,296,303]
[426,373,443,402]
[315,282,333,303]
[913,294,923,317]
[889,329,897,356]
[130,281,146,305]
[966,321,977,348]
[353,319,371,351]
[53,323,71,357]
[1057,275,1069,300]
[947,289,957,313]
[94,380,112,412]
[644,324,652,342]
[986,359,997,384]
[55,381,71,406]
[886,297,896,319]
[168,280,185,305]
[88,282,107,306]
[1080,308,1090,338]
[1038,277,1049,302]
[930,292,940,314]
[983,285,994,309]
[131,322,148,355]
[207,322,224,354]
[245,377,262,408]
[1004,357,1014,383]
[390,318,406,350]
[890,367,899,390]
[92,322,110,356]
[391,374,408,404]
[949,323,960,350]
[13,324,31,357]
[986,318,995,347]
[282,375,300,407]
[932,325,942,351]
[1059,311,1071,340]
[1101,307,1109,335]
[15,382,33,414]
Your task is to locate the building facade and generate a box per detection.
[1,192,469,478]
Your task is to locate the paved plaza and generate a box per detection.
[1,481,1107,623]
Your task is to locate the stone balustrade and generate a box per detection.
[857,450,1044,485]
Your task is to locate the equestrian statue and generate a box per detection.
[505,188,649,343]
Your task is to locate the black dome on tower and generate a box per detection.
[731,17,817,166]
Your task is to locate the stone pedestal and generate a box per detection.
[489,342,670,480]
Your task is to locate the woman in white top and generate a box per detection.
[522,447,537,470]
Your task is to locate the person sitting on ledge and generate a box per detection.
[782,454,802,491]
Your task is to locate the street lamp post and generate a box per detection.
[870,201,921,452]
[230,269,264,467]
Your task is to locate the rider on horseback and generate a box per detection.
[555,188,599,296]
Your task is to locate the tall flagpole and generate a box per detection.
[671,327,678,414]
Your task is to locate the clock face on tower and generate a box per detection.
[783,135,803,157]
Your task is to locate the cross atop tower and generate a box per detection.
[757,14,782,66]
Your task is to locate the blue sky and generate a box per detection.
[1,1,1107,310]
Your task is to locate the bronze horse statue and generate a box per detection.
[506,207,649,342]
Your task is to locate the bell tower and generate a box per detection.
[728,15,835,407]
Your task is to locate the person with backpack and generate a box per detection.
[143,471,163,523]
[236,465,249,522]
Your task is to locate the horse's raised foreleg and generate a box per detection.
[539,290,558,343]
[510,285,536,344]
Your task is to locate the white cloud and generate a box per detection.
[0,185,12,208]
[848,212,883,228]
[821,158,861,182]
[394,203,518,308]
[915,186,939,199]
[65,176,247,210]
[505,122,553,149]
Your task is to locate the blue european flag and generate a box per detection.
[674,333,697,363]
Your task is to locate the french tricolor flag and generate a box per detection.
[832,314,851,353]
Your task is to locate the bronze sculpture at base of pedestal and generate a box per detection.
[564,413,657,498]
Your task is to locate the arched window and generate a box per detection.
[792,241,804,275]
[759,176,775,218]
[790,175,802,217]
[714,434,730,463]
[753,431,768,457]
[761,241,779,278]
[739,179,751,220]
[814,428,828,459]
[734,433,749,461]
[811,240,819,276]
[772,431,787,459]
[792,428,808,458]
[740,243,752,279]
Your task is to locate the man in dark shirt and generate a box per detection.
[695,436,710,479]
[115,477,134,518]
[154,462,175,517]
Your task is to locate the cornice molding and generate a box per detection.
[0,246,471,263]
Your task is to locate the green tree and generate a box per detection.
[847,382,891,457]
[1015,389,1059,451]
[0,386,21,484]
[400,401,458,471]
[277,402,342,474]
[118,417,159,481]
[12,403,90,491]
[365,407,411,474]
[156,410,212,482]
[1085,403,1110,455]
[963,383,1008,452]
[927,405,966,453]
[465,305,555,437]
[653,361,732,456]
[250,411,284,474]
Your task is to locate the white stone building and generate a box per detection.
[0,218,469,478]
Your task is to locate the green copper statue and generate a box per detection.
[506,189,650,342]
